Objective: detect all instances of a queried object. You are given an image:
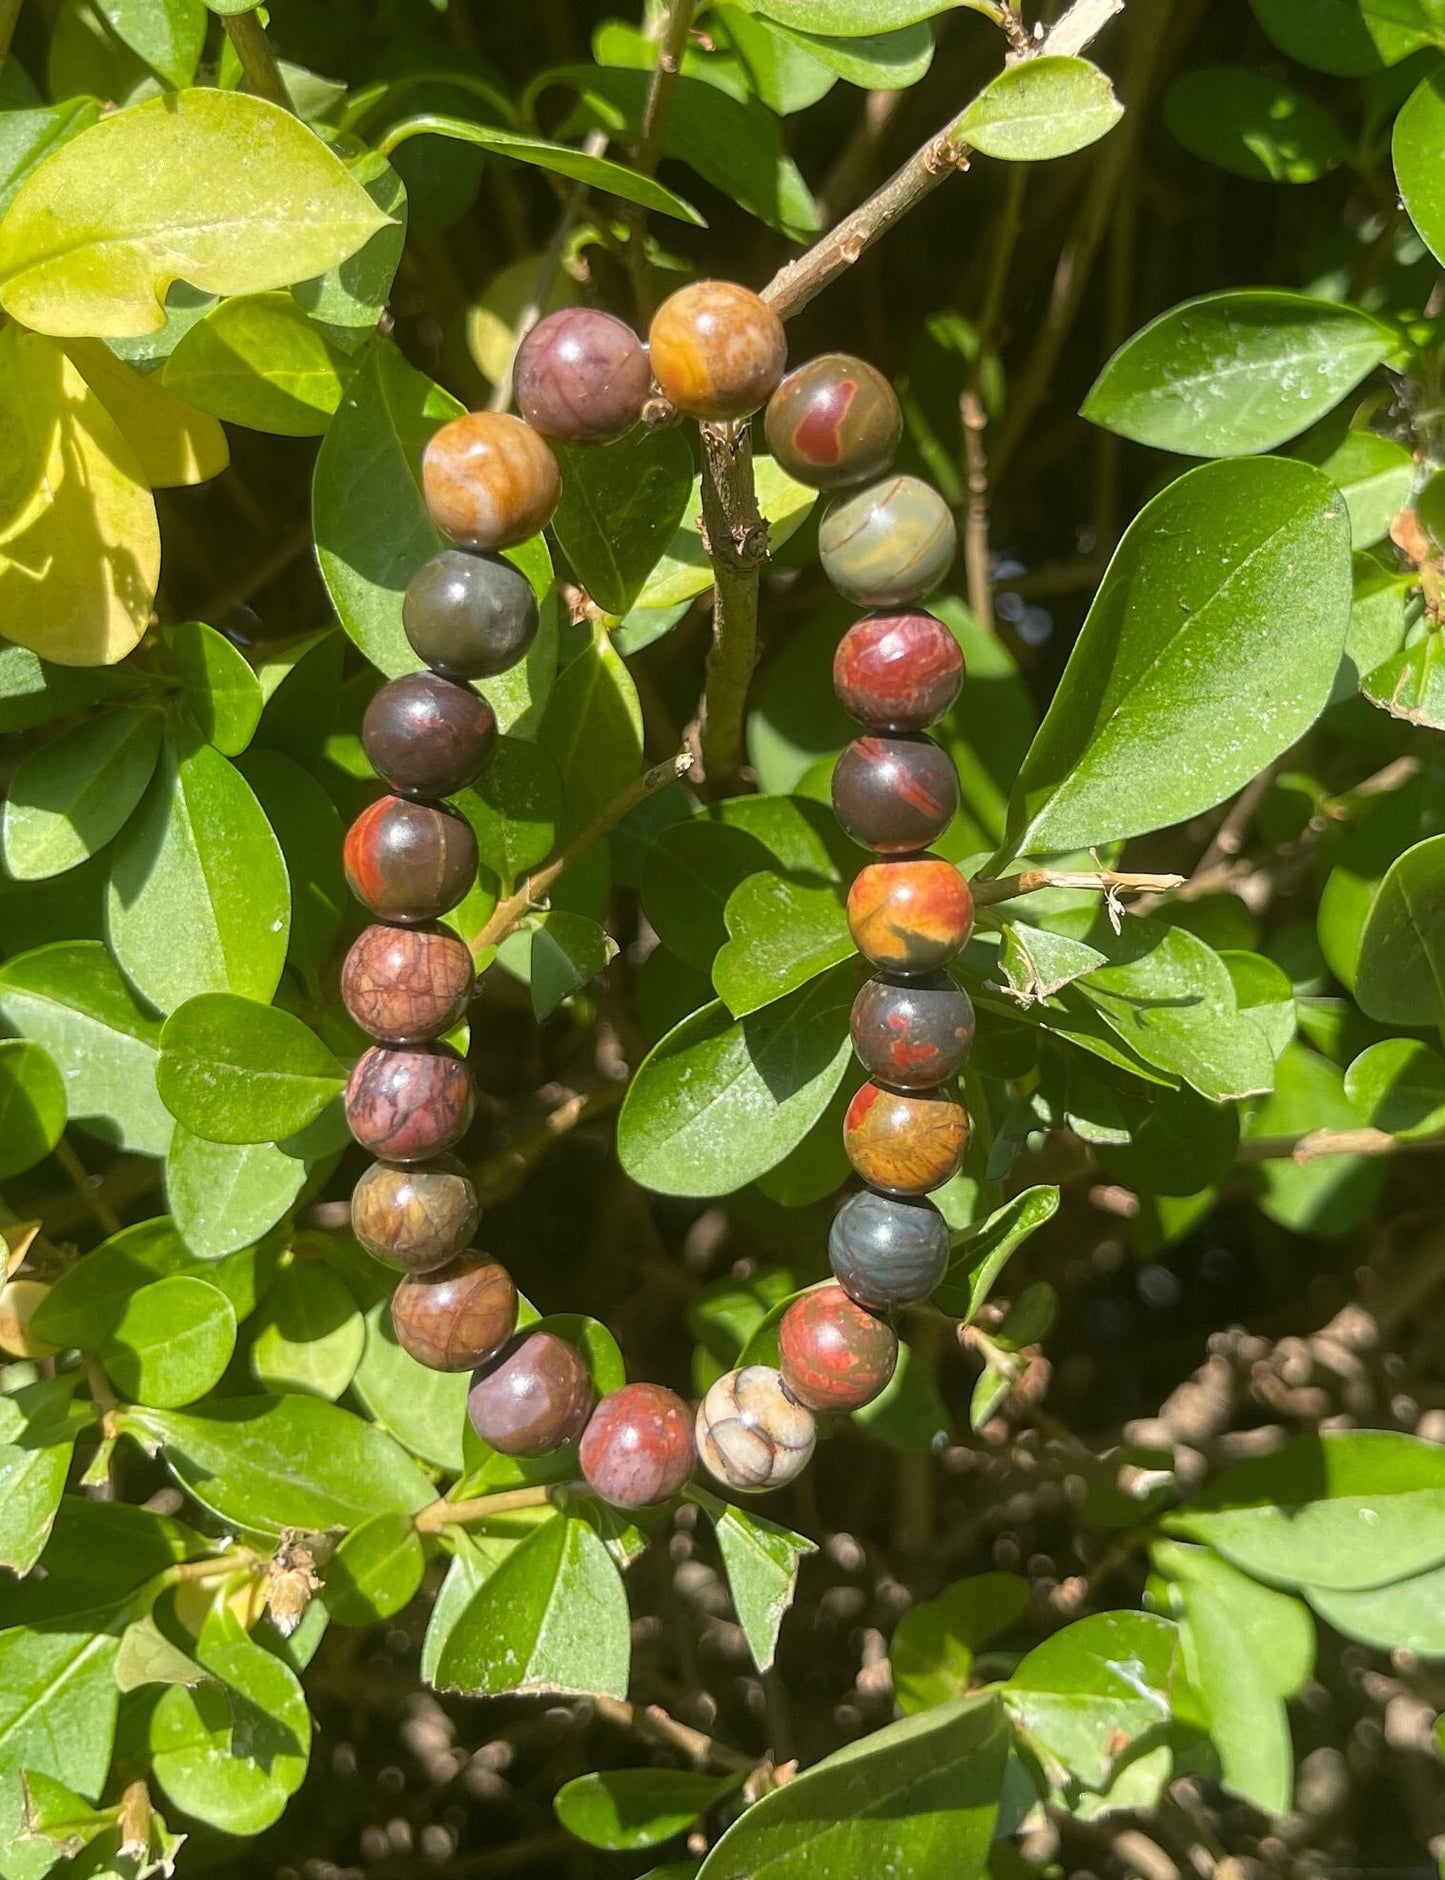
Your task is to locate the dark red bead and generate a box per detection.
[833,610,963,731]
[343,795,478,923]
[514,308,651,443]
[351,1157,479,1271]
[390,1251,518,1372]
[843,1082,969,1196]
[362,672,496,799]
[764,353,901,490]
[403,550,539,681]
[579,1383,695,1509]
[778,1283,898,1413]
[342,923,474,1044]
[467,1330,593,1456]
[829,1190,949,1309]
[831,735,959,855]
[846,858,975,973]
[850,974,975,1090]
[345,1043,475,1163]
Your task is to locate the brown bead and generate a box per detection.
[842,1082,969,1195]
[648,281,786,422]
[846,858,974,974]
[467,1331,594,1456]
[390,1251,518,1372]
[343,795,478,924]
[833,610,964,731]
[421,412,561,552]
[831,735,958,856]
[764,353,902,490]
[579,1383,696,1509]
[351,1157,480,1272]
[850,973,975,1090]
[342,924,474,1044]
[514,308,651,443]
[778,1283,898,1413]
[345,1043,475,1163]
[362,672,496,799]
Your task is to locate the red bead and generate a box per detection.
[778,1284,898,1413]
[342,924,474,1044]
[846,859,974,973]
[362,672,496,799]
[344,1043,475,1163]
[514,308,651,443]
[390,1252,518,1372]
[343,795,478,924]
[833,611,963,731]
[849,974,975,1090]
[842,1082,969,1195]
[579,1383,696,1509]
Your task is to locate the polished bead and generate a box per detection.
[832,735,958,855]
[343,795,478,923]
[403,550,539,681]
[391,1251,518,1372]
[764,353,901,490]
[850,974,976,1090]
[778,1283,898,1413]
[514,308,651,443]
[695,1365,815,1494]
[579,1383,696,1509]
[648,280,787,422]
[342,923,474,1045]
[828,1189,950,1309]
[362,672,496,799]
[846,858,975,973]
[421,411,561,551]
[352,1157,480,1272]
[345,1043,475,1163]
[843,1082,969,1196]
[467,1331,594,1456]
[819,475,957,607]
[833,610,963,731]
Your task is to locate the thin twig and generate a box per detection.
[1238,1127,1443,1164]
[53,1137,123,1236]
[414,1484,559,1533]
[692,423,770,784]
[474,1083,626,1207]
[591,1694,755,1774]
[623,0,697,323]
[223,10,296,114]
[972,865,1184,906]
[960,391,993,628]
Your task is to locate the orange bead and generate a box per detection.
[648,281,787,422]
[842,1082,969,1195]
[421,412,560,551]
[846,858,974,973]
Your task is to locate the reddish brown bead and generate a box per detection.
[351,1157,479,1272]
[833,611,964,732]
[832,735,959,855]
[850,973,975,1090]
[345,1043,475,1163]
[648,281,786,422]
[421,412,561,552]
[579,1383,696,1509]
[778,1283,898,1413]
[842,1082,969,1195]
[846,859,974,974]
[514,308,651,443]
[764,353,901,490]
[467,1330,593,1456]
[362,672,496,799]
[342,924,474,1044]
[343,795,478,924]
[390,1252,518,1372]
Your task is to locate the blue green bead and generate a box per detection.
[818,475,957,608]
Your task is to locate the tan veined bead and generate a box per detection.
[695,1365,816,1494]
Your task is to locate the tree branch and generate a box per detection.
[223,10,296,114]
[692,423,770,784]
[591,1694,755,1775]
[972,865,1184,907]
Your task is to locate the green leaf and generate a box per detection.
[166,1125,317,1260]
[350,1286,470,1473]
[98,0,204,84]
[1004,1611,1179,1791]
[163,291,350,435]
[551,428,694,617]
[0,1039,65,1178]
[1221,949,1297,1060]
[1151,1541,1314,1699]
[890,1572,1029,1714]
[0,1619,121,1862]
[156,620,263,756]
[1293,423,1414,548]
[1250,0,1444,72]
[107,736,290,1015]
[1306,1559,1445,1654]
[435,1513,631,1698]
[1163,68,1347,182]
[158,994,346,1145]
[1172,1572,1294,1816]
[956,56,1123,161]
[538,626,643,838]
[0,100,100,218]
[618,964,856,1197]
[1243,1043,1383,1238]
[1093,1081,1241,1197]
[1082,292,1397,457]
[114,1613,207,1692]
[455,737,561,883]
[250,1259,364,1400]
[1362,630,1445,728]
[1354,833,1445,1026]
[525,911,616,1020]
[704,1496,816,1673]
[238,749,347,997]
[638,456,817,609]
[1396,65,1445,263]
[934,1186,1059,1319]
[99,1272,236,1407]
[322,1510,426,1625]
[0,90,391,338]
[0,1376,83,1574]
[556,1769,739,1851]
[713,871,854,1017]
[0,637,129,736]
[1,708,162,881]
[697,1694,1009,1880]
[31,1214,271,1348]
[291,141,407,351]
[1003,458,1351,857]
[643,820,783,971]
[1166,1430,1445,1590]
[748,0,966,31]
[1345,1037,1445,1139]
[727,9,933,94]
[853,1339,952,1452]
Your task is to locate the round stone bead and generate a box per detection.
[342,923,474,1045]
[579,1383,696,1509]
[514,308,651,443]
[843,1082,969,1196]
[832,735,959,855]
[833,610,963,731]
[362,672,496,799]
[421,411,561,552]
[351,1156,480,1272]
[648,281,787,422]
[764,353,901,490]
[343,795,478,923]
[467,1331,594,1456]
[345,1043,475,1163]
[846,858,975,973]
[829,1189,950,1310]
[819,475,957,607]
[695,1365,815,1495]
[391,1251,518,1372]
[778,1283,898,1414]
[403,550,539,681]
[850,973,976,1090]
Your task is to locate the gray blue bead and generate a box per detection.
[828,1188,949,1310]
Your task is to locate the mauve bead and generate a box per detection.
[850,974,976,1090]
[351,1156,479,1271]
[819,475,957,607]
[345,1043,475,1163]
[344,795,477,923]
[764,353,901,490]
[403,550,539,681]
[846,858,975,973]
[362,672,496,799]
[342,923,474,1044]
[421,412,560,551]
[829,1190,950,1310]
[833,610,964,731]
[514,308,651,443]
[391,1251,518,1372]
[843,1082,969,1196]
[648,281,786,422]
[579,1383,695,1509]
[832,735,959,855]
[778,1283,898,1414]
[695,1365,815,1494]
[467,1331,594,1456]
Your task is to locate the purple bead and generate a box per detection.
[513,309,651,444]
[467,1331,594,1456]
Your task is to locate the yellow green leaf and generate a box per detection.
[65,338,228,487]
[162,291,350,436]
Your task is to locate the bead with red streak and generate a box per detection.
[849,973,975,1090]
[344,796,478,924]
[778,1283,898,1413]
[833,610,963,731]
[832,735,959,855]
[842,1081,969,1195]
[579,1383,696,1509]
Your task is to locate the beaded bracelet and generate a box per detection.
[338,279,973,1510]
